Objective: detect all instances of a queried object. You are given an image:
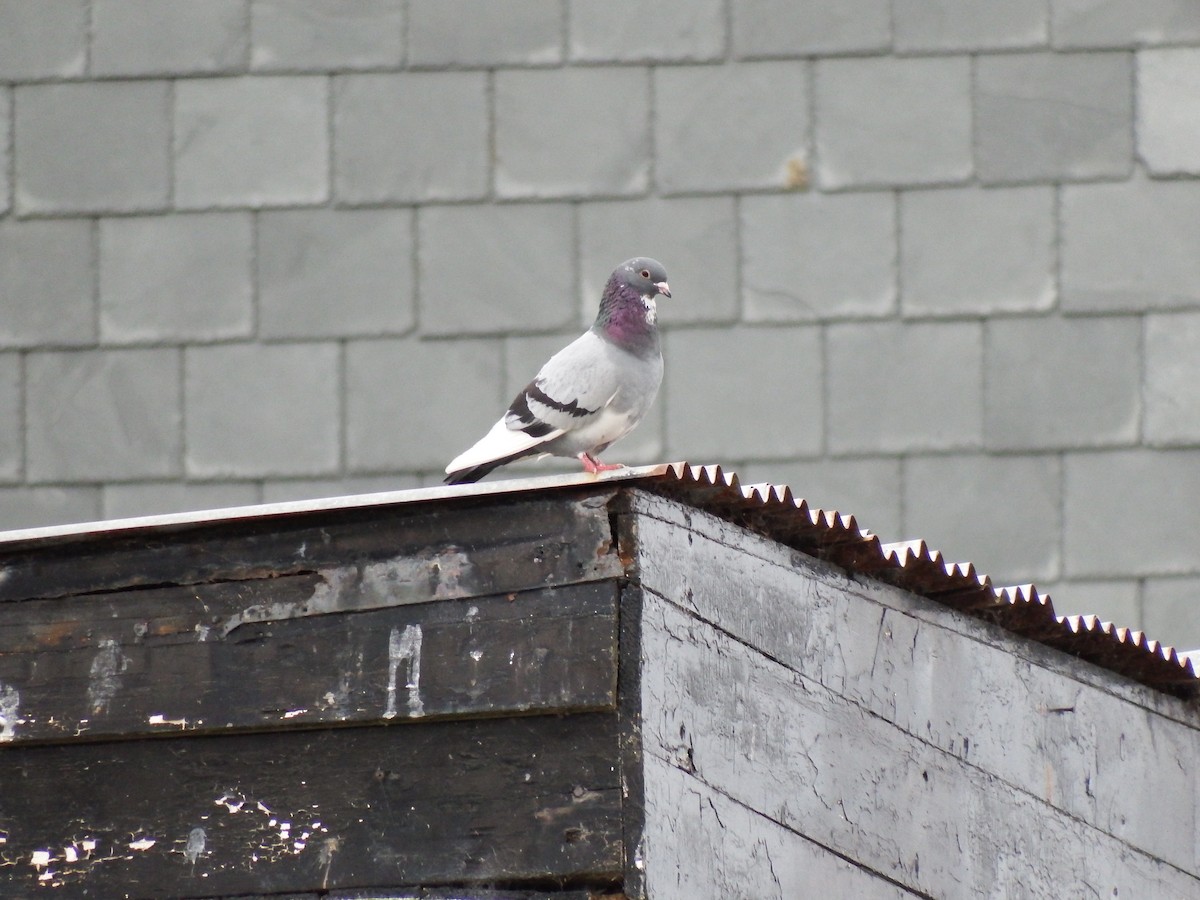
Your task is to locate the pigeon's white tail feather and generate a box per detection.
[444,418,563,476]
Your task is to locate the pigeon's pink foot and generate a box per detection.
[579,453,624,475]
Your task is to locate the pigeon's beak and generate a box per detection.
[655,281,671,298]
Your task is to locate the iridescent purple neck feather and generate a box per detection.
[593,276,660,356]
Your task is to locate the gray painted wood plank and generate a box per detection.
[639,593,1200,897]
[626,491,1200,875]
[641,754,919,899]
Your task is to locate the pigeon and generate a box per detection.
[444,257,671,485]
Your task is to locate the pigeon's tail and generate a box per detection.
[443,448,532,485]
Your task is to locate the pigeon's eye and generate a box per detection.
[640,269,650,279]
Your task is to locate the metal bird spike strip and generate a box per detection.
[641,462,1198,697]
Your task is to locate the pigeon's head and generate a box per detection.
[617,258,671,300]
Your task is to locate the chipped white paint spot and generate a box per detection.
[195,624,211,641]
[470,649,483,663]
[80,838,96,853]
[129,837,156,851]
[383,624,424,718]
[282,708,307,719]
[184,827,206,864]
[216,793,245,813]
[30,849,51,868]
[466,605,480,622]
[148,713,188,728]
[0,682,19,742]
[87,638,129,716]
[63,845,78,863]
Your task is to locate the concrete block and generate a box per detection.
[15,82,170,214]
[260,474,422,504]
[0,355,18,481]
[739,457,903,539]
[411,0,561,66]
[417,204,576,336]
[185,343,340,478]
[0,0,86,80]
[1143,577,1200,650]
[975,52,1133,184]
[1145,312,1200,445]
[985,316,1139,450]
[571,0,724,62]
[664,326,822,459]
[1052,0,1200,49]
[900,186,1055,317]
[0,487,100,532]
[1043,579,1141,628]
[741,191,896,322]
[815,57,972,189]
[1062,179,1200,312]
[828,321,982,453]
[100,213,254,344]
[504,332,662,466]
[578,196,738,327]
[252,0,403,70]
[656,62,809,194]
[102,482,261,520]
[345,337,504,471]
[904,453,1061,583]
[732,0,889,57]
[92,0,246,76]
[1138,49,1200,177]
[258,208,415,339]
[496,68,649,199]
[894,0,1046,50]
[334,72,488,204]
[1065,449,1200,576]
[26,349,182,482]
[175,76,328,209]
[0,219,95,349]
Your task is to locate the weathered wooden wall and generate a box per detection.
[4,481,1198,898]
[0,492,630,898]
[622,490,1200,899]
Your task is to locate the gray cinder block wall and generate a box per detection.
[2,2,1200,645]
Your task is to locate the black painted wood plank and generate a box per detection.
[0,582,618,744]
[0,713,623,898]
[0,494,620,604]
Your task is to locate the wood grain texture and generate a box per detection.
[0,712,623,898]
[0,493,621,604]
[641,755,918,900]
[638,592,1200,897]
[625,491,1200,877]
[0,580,619,744]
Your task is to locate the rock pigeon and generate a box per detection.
[444,257,671,485]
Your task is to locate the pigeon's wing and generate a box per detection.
[505,332,621,436]
[444,332,619,482]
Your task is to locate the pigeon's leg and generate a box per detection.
[579,452,624,474]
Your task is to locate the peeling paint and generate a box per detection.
[128,837,156,851]
[383,624,423,718]
[184,827,206,864]
[87,638,129,717]
[0,683,19,742]
[282,708,307,719]
[148,713,188,728]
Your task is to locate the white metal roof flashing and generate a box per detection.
[0,464,674,551]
